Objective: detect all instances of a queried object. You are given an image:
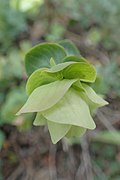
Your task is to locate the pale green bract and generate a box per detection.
[42,88,96,129]
[17,79,77,114]
[17,40,108,144]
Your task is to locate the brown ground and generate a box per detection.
[1,97,120,180]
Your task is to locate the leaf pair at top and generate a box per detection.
[26,61,96,95]
[17,40,108,144]
[25,40,81,75]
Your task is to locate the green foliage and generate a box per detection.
[91,131,120,145]
[91,143,120,180]
[0,0,27,53]
[1,86,27,123]
[11,0,43,12]
[92,61,120,96]
[17,40,108,144]
[77,0,120,52]
[0,50,23,80]
[0,41,31,97]
[46,22,65,41]
[0,131,5,150]
[42,0,120,53]
[0,41,33,150]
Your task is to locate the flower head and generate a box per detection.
[17,40,108,144]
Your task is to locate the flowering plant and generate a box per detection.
[17,40,108,144]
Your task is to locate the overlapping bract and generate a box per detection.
[17,40,108,144]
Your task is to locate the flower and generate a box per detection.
[17,41,108,144]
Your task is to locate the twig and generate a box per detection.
[75,134,94,180]
[97,110,117,132]
[92,160,107,180]
[7,164,24,180]
[48,143,57,180]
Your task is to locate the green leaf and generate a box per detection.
[26,68,63,95]
[63,56,87,63]
[33,113,46,126]
[72,82,108,108]
[47,121,71,144]
[72,82,108,114]
[25,43,67,75]
[42,88,96,129]
[26,68,46,95]
[66,125,86,138]
[63,63,96,82]
[82,83,108,107]
[72,81,85,92]
[1,86,27,123]
[47,61,76,73]
[58,39,80,56]
[47,61,96,83]
[16,79,77,115]
[78,92,99,115]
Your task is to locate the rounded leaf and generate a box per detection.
[47,61,76,73]
[58,39,80,56]
[63,63,96,82]
[26,68,63,95]
[63,56,87,63]
[25,43,67,75]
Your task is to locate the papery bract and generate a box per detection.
[17,40,108,144]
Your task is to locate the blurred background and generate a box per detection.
[0,0,120,179]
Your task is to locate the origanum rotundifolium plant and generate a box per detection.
[17,40,108,144]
